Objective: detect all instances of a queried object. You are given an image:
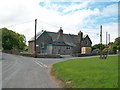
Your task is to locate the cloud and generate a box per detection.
[81,22,118,45]
[102,3,118,17]
[0,0,42,26]
[0,0,118,45]
[62,0,94,13]
[40,0,119,2]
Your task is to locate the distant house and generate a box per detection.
[28,27,92,55]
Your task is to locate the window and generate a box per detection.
[41,42,44,48]
[69,47,71,49]
[66,47,70,49]
[85,41,88,45]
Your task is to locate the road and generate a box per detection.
[0,52,2,89]
[1,53,107,88]
[2,53,75,88]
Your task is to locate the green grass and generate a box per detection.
[52,56,118,88]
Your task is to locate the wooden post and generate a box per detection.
[100,25,102,58]
[106,32,108,57]
[106,32,108,46]
[34,19,37,58]
[108,34,110,44]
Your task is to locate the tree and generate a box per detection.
[91,37,120,54]
[0,28,26,51]
[111,37,120,52]
[104,37,120,54]
[114,37,120,45]
[0,29,2,50]
[92,44,105,51]
[114,37,120,48]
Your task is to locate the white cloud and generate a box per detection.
[0,0,118,46]
[0,0,42,26]
[81,22,118,45]
[42,0,119,2]
[102,23,118,43]
[102,3,118,17]
[62,0,91,13]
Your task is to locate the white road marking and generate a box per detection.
[34,60,48,68]
[34,61,43,67]
[39,62,48,68]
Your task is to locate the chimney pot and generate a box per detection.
[60,27,62,30]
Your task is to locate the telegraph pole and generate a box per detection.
[106,32,108,46]
[108,34,110,44]
[34,19,37,58]
[106,32,108,56]
[100,25,102,58]
[108,33,110,55]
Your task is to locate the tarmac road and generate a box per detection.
[2,53,70,88]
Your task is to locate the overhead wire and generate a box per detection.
[1,18,99,35]
[3,20,34,28]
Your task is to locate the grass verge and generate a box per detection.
[52,56,118,88]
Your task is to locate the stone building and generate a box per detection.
[28,27,92,55]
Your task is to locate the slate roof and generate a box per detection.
[29,30,44,41]
[29,30,91,46]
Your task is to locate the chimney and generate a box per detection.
[78,31,83,43]
[58,27,63,35]
[57,27,64,42]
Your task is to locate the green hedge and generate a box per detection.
[20,53,61,58]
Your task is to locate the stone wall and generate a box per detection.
[28,41,34,54]
[28,31,52,54]
[47,45,72,55]
[36,32,52,53]
[52,46,72,55]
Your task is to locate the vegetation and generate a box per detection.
[92,37,120,54]
[0,28,26,51]
[92,44,105,50]
[0,29,2,50]
[20,53,61,58]
[112,37,120,52]
[52,56,118,88]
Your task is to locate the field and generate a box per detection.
[52,56,118,88]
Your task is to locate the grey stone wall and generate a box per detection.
[81,37,92,47]
[47,46,53,54]
[72,44,81,53]
[53,46,72,55]
[48,46,72,55]
[36,32,52,53]
[28,32,52,54]
[28,41,34,54]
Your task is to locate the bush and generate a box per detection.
[20,53,61,58]
[37,54,61,58]
[2,49,20,55]
[71,53,81,57]
[71,53,93,57]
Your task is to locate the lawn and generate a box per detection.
[52,56,118,88]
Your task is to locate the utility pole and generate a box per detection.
[106,32,108,56]
[108,34,110,44]
[100,25,102,58]
[34,19,37,58]
[106,32,108,46]
[108,33,110,55]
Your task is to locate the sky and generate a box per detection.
[0,0,119,45]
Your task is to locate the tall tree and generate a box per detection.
[0,29,2,50]
[92,44,105,50]
[112,37,120,52]
[0,28,26,50]
[114,37,120,46]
